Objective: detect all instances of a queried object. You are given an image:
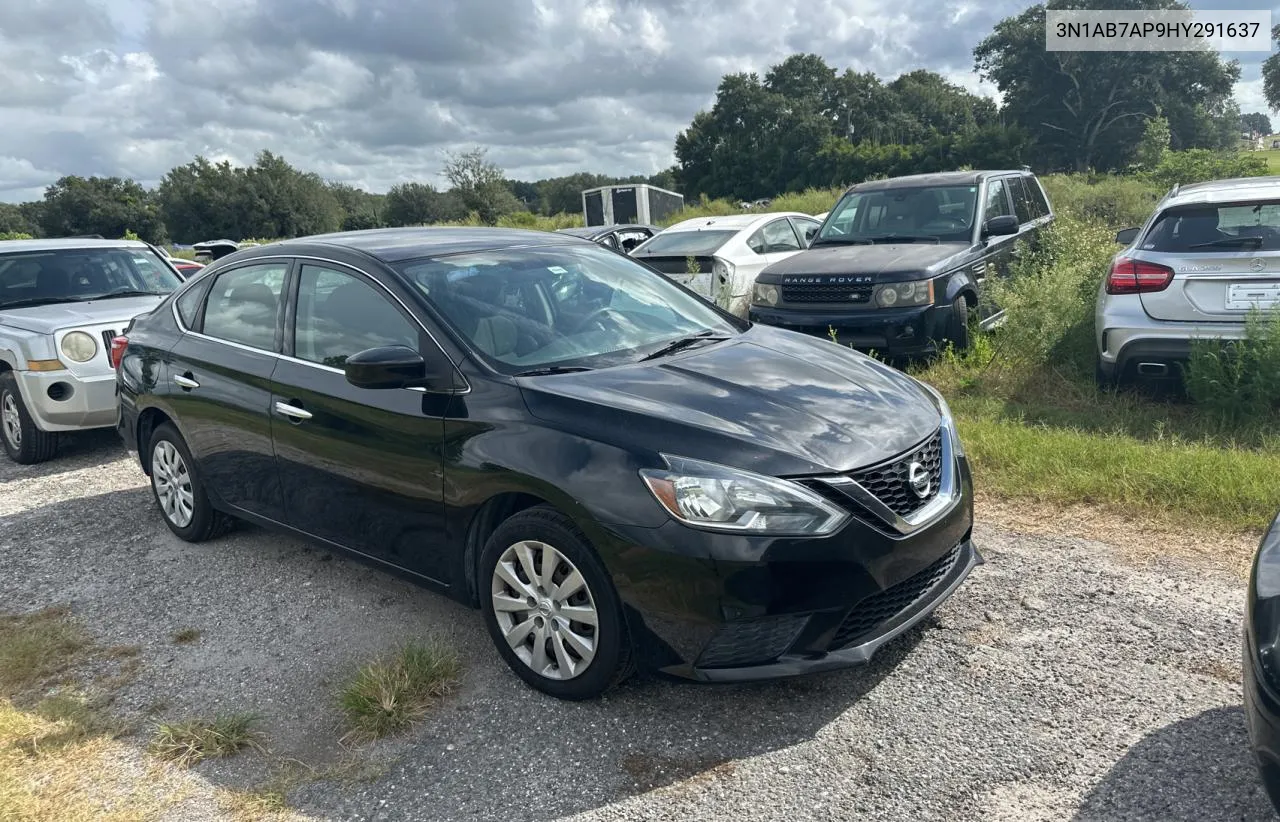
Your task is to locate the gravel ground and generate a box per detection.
[0,430,1274,821]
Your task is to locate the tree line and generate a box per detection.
[0,148,677,244]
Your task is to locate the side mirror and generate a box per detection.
[344,345,431,389]
[982,215,1019,237]
[1115,227,1140,245]
[804,226,818,243]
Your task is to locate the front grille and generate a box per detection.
[828,543,961,650]
[780,283,873,303]
[696,613,810,669]
[850,430,943,517]
[100,329,119,352]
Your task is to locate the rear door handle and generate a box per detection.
[274,401,312,421]
[173,374,199,390]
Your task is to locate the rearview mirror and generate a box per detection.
[1115,227,1140,245]
[982,215,1018,237]
[344,345,430,389]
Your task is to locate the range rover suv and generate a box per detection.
[748,170,1054,355]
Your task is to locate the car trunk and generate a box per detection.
[633,255,720,301]
[1140,252,1280,322]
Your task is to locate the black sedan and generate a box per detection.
[113,226,980,700]
[1245,511,1280,812]
[555,224,660,253]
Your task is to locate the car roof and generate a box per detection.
[261,226,587,263]
[661,212,814,233]
[1161,176,1280,207]
[0,238,151,254]
[845,170,1030,193]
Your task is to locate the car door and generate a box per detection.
[974,177,1019,321]
[165,259,289,521]
[269,259,453,583]
[789,216,822,248]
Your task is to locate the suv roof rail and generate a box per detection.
[65,233,104,239]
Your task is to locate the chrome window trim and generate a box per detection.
[170,253,470,395]
[814,419,961,536]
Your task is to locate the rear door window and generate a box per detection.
[201,262,289,350]
[1008,176,1035,224]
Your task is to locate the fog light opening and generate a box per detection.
[46,382,73,402]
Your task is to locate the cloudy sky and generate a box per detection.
[1,0,1276,203]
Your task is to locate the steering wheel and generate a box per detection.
[926,216,966,228]
[569,306,629,334]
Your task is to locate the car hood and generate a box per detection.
[519,325,942,476]
[0,296,165,333]
[758,243,969,281]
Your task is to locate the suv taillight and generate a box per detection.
[1106,257,1174,295]
[109,335,129,370]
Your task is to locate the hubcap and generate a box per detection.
[1,393,20,450]
[151,440,194,528]
[491,540,599,681]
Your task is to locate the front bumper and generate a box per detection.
[748,303,947,355]
[602,452,977,682]
[13,368,118,432]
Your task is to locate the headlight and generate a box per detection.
[60,331,98,363]
[875,279,934,308]
[640,455,849,535]
[752,283,779,306]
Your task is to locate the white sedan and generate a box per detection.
[628,212,822,318]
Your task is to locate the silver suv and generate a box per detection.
[0,238,185,463]
[1096,175,1280,386]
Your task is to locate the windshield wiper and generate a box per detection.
[512,365,595,377]
[0,296,93,310]
[865,234,939,244]
[1189,236,1265,249]
[92,290,169,299]
[639,330,732,362]
[810,237,874,246]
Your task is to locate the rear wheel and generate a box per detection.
[147,422,234,542]
[479,506,634,700]
[0,371,58,465]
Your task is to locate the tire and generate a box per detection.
[947,294,972,352]
[479,505,634,700]
[1094,357,1116,391]
[0,371,58,465]
[146,422,234,542]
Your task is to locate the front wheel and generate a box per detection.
[479,506,634,700]
[946,294,972,352]
[0,371,58,465]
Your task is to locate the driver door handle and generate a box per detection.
[173,374,199,390]
[274,401,312,421]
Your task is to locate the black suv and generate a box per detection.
[748,170,1054,355]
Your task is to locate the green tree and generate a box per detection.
[975,0,1241,172]
[0,202,38,236]
[384,182,462,226]
[326,182,386,231]
[39,176,166,243]
[441,148,521,224]
[1241,111,1273,136]
[1135,114,1171,169]
[157,157,254,242]
[1263,26,1280,113]
[242,150,343,239]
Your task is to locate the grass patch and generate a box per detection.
[171,628,201,645]
[148,713,263,767]
[0,608,90,696]
[339,641,460,743]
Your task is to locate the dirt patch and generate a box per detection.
[976,492,1262,579]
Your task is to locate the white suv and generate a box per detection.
[1096,175,1280,386]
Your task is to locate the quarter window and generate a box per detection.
[751,220,801,253]
[1026,177,1051,218]
[201,263,287,350]
[176,278,211,329]
[293,264,419,368]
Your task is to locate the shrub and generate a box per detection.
[981,214,1117,375]
[0,232,34,241]
[1142,148,1269,191]
[1040,174,1163,228]
[1184,309,1280,421]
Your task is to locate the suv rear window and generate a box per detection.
[1143,202,1280,253]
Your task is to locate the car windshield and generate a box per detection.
[632,230,737,256]
[815,185,979,244]
[1143,201,1280,253]
[395,243,740,374]
[0,247,183,309]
